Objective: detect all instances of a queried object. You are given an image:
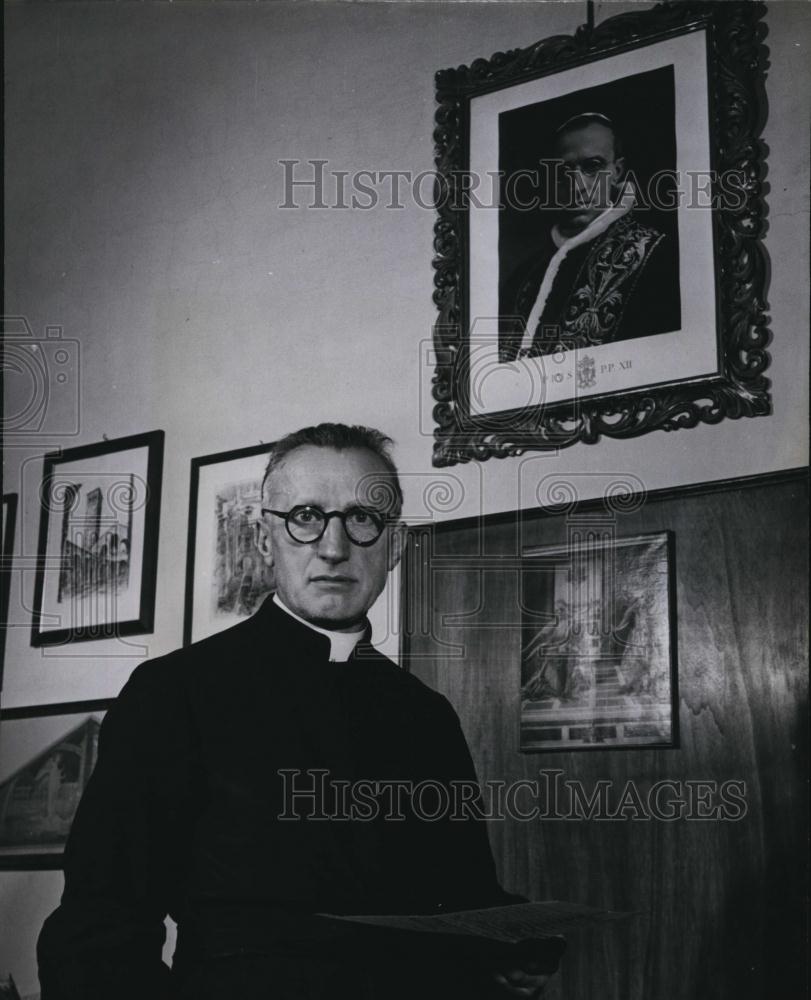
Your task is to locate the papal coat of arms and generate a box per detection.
[576,355,597,389]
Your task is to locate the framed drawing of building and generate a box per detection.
[31,431,164,646]
[184,442,276,645]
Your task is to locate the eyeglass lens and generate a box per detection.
[287,506,383,545]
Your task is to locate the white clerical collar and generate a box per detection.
[272,593,366,662]
[550,180,636,249]
[519,182,637,354]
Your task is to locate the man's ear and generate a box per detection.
[387,522,406,572]
[255,518,274,569]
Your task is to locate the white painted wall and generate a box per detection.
[2,2,809,995]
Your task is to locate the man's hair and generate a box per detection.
[261,422,404,519]
[554,111,624,161]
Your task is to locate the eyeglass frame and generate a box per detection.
[261,504,392,547]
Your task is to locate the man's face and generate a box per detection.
[553,122,625,232]
[257,445,402,631]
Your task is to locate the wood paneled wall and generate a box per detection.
[403,471,808,1000]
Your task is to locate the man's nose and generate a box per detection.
[315,515,351,561]
[571,171,607,205]
[558,168,588,200]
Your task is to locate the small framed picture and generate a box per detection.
[431,2,769,464]
[31,431,164,646]
[184,443,276,646]
[0,704,110,869]
[1,493,18,688]
[520,531,677,751]
[1,494,16,563]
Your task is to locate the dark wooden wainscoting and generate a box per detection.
[401,470,808,1000]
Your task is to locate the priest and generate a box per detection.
[38,422,558,999]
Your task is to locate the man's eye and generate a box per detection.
[348,508,383,529]
[293,507,321,524]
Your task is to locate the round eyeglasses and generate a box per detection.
[262,505,387,547]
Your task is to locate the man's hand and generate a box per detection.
[490,961,551,998]
[487,934,564,997]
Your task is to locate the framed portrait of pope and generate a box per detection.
[431,1,770,466]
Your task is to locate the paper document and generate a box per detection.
[319,901,632,945]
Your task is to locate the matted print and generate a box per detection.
[184,443,276,645]
[431,2,769,464]
[31,432,164,646]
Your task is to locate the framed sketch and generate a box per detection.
[520,531,677,751]
[0,704,109,869]
[1,494,16,563]
[431,2,770,465]
[31,431,164,646]
[1,494,18,688]
[184,443,276,646]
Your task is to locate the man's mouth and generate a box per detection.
[310,575,355,586]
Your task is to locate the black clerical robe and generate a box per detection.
[37,597,514,999]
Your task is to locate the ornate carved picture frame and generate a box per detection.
[431,1,770,466]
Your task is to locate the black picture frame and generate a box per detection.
[30,431,164,646]
[431,1,770,466]
[184,442,275,646]
[1,493,19,690]
[0,700,112,870]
